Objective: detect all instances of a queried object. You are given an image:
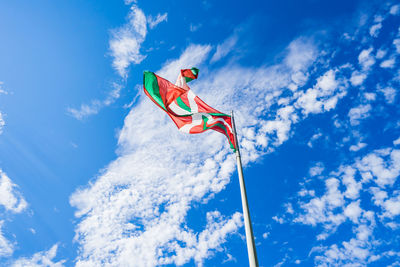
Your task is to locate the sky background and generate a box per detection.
[0,0,400,266]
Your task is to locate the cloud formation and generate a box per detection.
[287,147,400,265]
[110,5,147,78]
[11,244,65,267]
[67,83,121,120]
[0,170,27,258]
[147,13,168,29]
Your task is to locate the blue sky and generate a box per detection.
[0,0,400,266]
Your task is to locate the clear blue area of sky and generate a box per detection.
[0,0,399,266]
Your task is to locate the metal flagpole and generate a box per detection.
[231,111,259,267]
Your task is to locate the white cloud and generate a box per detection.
[0,170,27,213]
[350,142,367,152]
[363,92,376,101]
[11,244,65,267]
[369,15,383,37]
[0,170,28,258]
[309,163,324,176]
[350,71,367,86]
[210,35,238,63]
[393,38,400,54]
[348,104,372,126]
[380,57,396,68]
[390,4,400,15]
[344,201,362,223]
[393,137,400,145]
[147,13,168,29]
[67,83,122,120]
[379,86,396,104]
[375,49,387,59]
[307,132,322,148]
[110,5,147,77]
[341,166,362,199]
[294,177,347,238]
[295,69,348,116]
[358,48,375,70]
[356,148,400,187]
[369,23,382,37]
[381,192,400,218]
[287,147,400,265]
[0,221,13,258]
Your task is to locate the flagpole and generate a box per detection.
[231,111,259,267]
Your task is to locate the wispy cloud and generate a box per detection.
[348,104,372,126]
[147,13,168,29]
[210,34,238,63]
[110,5,147,78]
[189,23,202,32]
[67,83,122,120]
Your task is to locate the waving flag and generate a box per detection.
[143,68,236,150]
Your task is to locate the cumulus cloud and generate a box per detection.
[270,3,400,265]
[295,69,347,116]
[286,147,400,265]
[356,148,400,187]
[110,5,147,78]
[67,83,122,120]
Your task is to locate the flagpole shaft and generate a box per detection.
[231,111,259,267]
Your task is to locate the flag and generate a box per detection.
[143,68,236,150]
